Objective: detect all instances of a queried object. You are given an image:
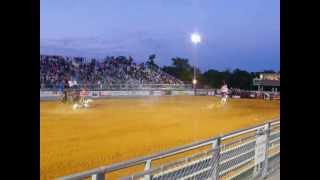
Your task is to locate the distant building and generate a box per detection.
[253,73,280,92]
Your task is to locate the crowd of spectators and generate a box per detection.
[40,55,183,89]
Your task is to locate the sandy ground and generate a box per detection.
[40,96,279,180]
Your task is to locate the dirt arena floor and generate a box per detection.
[40,96,279,180]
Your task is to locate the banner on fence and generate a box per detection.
[196,90,208,96]
[171,91,194,96]
[100,91,150,97]
[152,91,165,96]
[208,91,215,96]
[232,95,241,99]
[100,91,127,96]
[89,91,100,98]
[129,91,150,96]
[40,91,60,98]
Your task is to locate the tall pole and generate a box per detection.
[191,33,201,141]
[193,43,198,96]
[194,61,196,95]
[191,32,201,96]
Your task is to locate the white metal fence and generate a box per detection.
[57,119,280,180]
[41,84,193,91]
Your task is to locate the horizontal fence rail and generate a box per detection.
[57,118,280,180]
[41,83,193,91]
[41,88,279,102]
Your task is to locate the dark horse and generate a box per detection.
[61,88,81,104]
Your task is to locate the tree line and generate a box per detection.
[146,55,279,90]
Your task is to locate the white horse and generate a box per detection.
[263,92,271,100]
[220,95,228,105]
[73,98,93,110]
[220,84,229,105]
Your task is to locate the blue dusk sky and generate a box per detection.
[41,0,279,72]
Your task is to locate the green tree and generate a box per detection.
[146,54,159,70]
[203,69,224,88]
[221,69,232,85]
[128,56,133,64]
[229,69,252,89]
[263,70,276,73]
[162,57,193,82]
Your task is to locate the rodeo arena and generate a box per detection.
[40,55,280,180]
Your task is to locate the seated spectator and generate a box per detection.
[40,55,184,89]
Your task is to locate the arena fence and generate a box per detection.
[40,88,279,101]
[57,118,280,180]
[41,84,193,91]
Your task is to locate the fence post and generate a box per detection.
[262,122,271,178]
[144,159,152,180]
[211,137,221,180]
[92,173,105,180]
[253,123,269,178]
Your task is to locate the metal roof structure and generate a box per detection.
[253,79,280,87]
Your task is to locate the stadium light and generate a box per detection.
[191,33,201,44]
[190,32,201,95]
[192,79,197,85]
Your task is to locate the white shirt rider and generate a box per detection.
[221,84,228,93]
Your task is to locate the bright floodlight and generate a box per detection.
[191,33,201,44]
[192,79,197,85]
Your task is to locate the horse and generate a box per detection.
[220,94,228,105]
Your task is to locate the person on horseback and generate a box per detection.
[79,86,89,106]
[72,84,92,110]
[61,78,69,103]
[220,81,229,105]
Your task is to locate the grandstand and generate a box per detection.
[253,73,280,92]
[40,55,184,89]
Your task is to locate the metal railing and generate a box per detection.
[57,118,280,180]
[41,84,193,91]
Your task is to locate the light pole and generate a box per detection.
[191,33,201,95]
